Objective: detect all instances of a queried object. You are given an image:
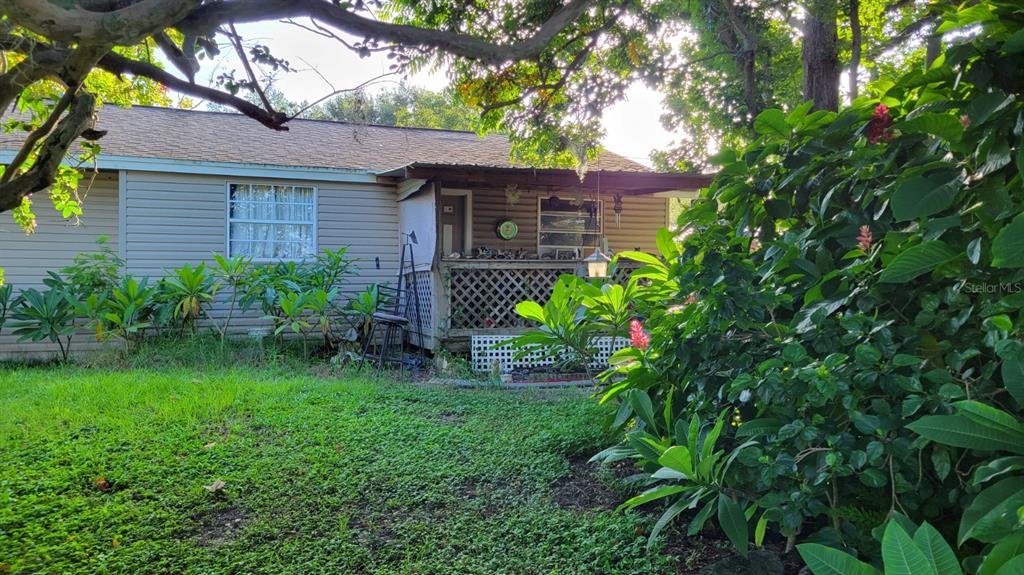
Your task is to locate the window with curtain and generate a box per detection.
[228,183,316,260]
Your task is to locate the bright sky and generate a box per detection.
[194,21,678,167]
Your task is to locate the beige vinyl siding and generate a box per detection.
[123,171,400,336]
[468,187,667,255]
[0,173,119,359]
[601,194,669,254]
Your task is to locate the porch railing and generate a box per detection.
[440,259,637,336]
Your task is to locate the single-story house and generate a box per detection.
[0,105,711,358]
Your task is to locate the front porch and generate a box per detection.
[381,163,711,351]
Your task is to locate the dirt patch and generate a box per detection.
[549,455,621,512]
[194,506,247,547]
[433,410,465,426]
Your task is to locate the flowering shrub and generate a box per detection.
[517,1,1024,567]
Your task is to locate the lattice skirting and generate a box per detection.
[470,335,629,372]
[401,270,433,339]
[445,263,640,331]
[447,266,577,330]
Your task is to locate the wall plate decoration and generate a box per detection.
[496,219,518,241]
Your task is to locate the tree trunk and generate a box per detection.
[849,0,861,101]
[926,35,941,67]
[742,48,758,125]
[802,0,840,111]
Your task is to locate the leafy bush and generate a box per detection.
[58,236,124,296]
[799,519,963,575]
[239,247,354,319]
[102,276,160,346]
[515,0,1024,565]
[10,287,77,361]
[507,275,600,376]
[158,263,221,335]
[0,283,17,334]
[210,253,252,343]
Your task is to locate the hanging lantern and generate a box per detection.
[583,247,611,279]
[613,194,623,228]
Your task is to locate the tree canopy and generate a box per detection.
[0,0,951,231]
[0,0,662,231]
[311,85,481,131]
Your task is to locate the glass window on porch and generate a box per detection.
[537,197,601,259]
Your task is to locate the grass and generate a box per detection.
[0,360,701,574]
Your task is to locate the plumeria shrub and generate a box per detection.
[515,1,1024,567]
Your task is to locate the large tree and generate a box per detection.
[315,85,481,131]
[650,0,936,171]
[0,0,662,229]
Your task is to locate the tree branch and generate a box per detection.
[0,92,96,212]
[97,52,290,130]
[225,22,275,113]
[153,31,198,82]
[0,87,77,185]
[867,14,937,60]
[3,0,201,45]
[180,0,596,66]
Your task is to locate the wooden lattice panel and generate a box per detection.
[471,335,630,372]
[445,262,641,331]
[448,265,576,329]
[401,270,433,339]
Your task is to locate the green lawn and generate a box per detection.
[0,366,721,574]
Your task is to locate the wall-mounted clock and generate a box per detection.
[497,219,518,241]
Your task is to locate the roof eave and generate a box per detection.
[376,163,715,194]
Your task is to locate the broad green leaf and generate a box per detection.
[880,241,959,283]
[656,227,679,259]
[619,484,689,511]
[718,495,749,557]
[954,401,1024,436]
[913,522,962,575]
[754,108,789,137]
[965,91,1013,126]
[628,390,658,432]
[968,238,982,265]
[514,301,545,323]
[651,466,687,480]
[688,496,716,536]
[898,113,963,142]
[735,417,785,438]
[891,174,960,221]
[908,415,1024,454]
[994,214,1024,269]
[797,543,881,575]
[648,497,690,548]
[980,532,1024,575]
[617,251,663,267]
[994,555,1024,575]
[1005,29,1024,53]
[882,521,938,575]
[658,446,694,477]
[959,478,1024,544]
[973,457,1024,485]
[754,513,768,547]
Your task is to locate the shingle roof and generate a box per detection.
[0,105,648,173]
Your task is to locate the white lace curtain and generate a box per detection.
[229,184,315,259]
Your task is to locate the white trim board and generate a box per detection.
[440,188,473,254]
[0,151,379,184]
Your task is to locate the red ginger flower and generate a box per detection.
[629,319,650,350]
[857,225,873,251]
[867,104,894,144]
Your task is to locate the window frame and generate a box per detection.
[225,181,319,262]
[536,196,603,258]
